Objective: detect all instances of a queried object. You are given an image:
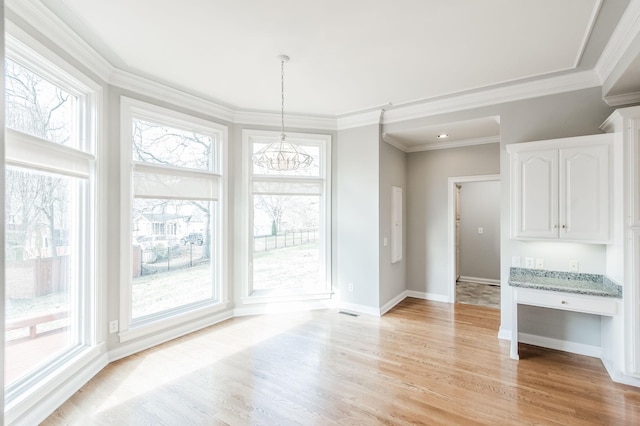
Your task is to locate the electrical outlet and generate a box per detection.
[477,227,484,234]
[535,258,544,269]
[525,257,534,268]
[348,283,354,292]
[109,320,119,334]
[569,260,579,272]
[511,256,521,267]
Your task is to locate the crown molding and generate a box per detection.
[234,111,337,131]
[382,134,499,153]
[595,0,640,83]
[337,110,384,130]
[5,0,113,83]
[381,134,409,152]
[380,70,601,125]
[603,90,640,107]
[6,0,614,132]
[110,69,237,123]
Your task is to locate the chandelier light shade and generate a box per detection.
[252,55,313,171]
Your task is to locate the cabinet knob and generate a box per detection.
[561,300,568,304]
[554,225,559,229]
[561,225,566,229]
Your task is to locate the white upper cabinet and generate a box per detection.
[507,134,612,243]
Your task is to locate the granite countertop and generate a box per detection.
[508,267,622,298]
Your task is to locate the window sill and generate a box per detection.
[118,300,232,343]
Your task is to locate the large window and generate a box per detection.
[120,98,226,340]
[244,130,331,299]
[4,38,98,402]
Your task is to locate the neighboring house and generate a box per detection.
[133,212,206,241]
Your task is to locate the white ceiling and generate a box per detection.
[41,0,608,117]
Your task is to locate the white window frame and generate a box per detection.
[4,33,101,413]
[119,97,228,342]
[241,129,332,303]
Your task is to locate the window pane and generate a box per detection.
[132,118,214,171]
[5,167,80,386]
[252,142,320,177]
[132,199,214,319]
[252,195,322,292]
[5,59,78,148]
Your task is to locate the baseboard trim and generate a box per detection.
[458,276,500,286]
[406,291,450,303]
[380,291,408,316]
[335,301,381,317]
[109,309,234,363]
[602,358,640,387]
[519,332,602,358]
[498,327,511,341]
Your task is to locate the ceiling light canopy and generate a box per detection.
[252,55,312,171]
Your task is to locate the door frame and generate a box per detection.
[447,174,501,303]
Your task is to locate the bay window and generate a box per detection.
[120,98,226,340]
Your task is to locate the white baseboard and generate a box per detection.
[602,358,640,387]
[109,309,233,362]
[380,291,408,316]
[519,332,602,358]
[458,276,500,286]
[335,301,382,317]
[406,291,450,303]
[498,327,511,341]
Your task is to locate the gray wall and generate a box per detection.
[406,143,500,296]
[389,86,614,347]
[379,140,407,307]
[335,124,380,309]
[459,180,500,281]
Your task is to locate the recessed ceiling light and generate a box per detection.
[437,133,449,139]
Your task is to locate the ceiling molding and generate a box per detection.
[573,0,605,68]
[6,0,619,133]
[379,70,600,126]
[383,135,500,153]
[336,110,384,130]
[594,0,640,83]
[603,90,640,106]
[5,0,113,83]
[111,68,237,123]
[234,111,336,131]
[381,134,410,152]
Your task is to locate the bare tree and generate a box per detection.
[5,58,73,259]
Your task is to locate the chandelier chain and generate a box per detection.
[281,58,285,140]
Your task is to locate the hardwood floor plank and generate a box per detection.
[43,298,640,425]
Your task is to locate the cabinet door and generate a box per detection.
[512,149,558,238]
[559,145,609,241]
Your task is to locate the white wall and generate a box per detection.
[459,181,500,281]
[406,143,500,296]
[379,139,407,308]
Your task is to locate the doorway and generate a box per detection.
[447,175,500,308]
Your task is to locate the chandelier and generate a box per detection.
[252,55,312,171]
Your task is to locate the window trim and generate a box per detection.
[4,31,102,411]
[241,129,332,302]
[119,97,228,342]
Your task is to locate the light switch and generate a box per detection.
[511,256,521,267]
[525,257,534,268]
[477,227,484,234]
[535,258,544,269]
[383,237,388,247]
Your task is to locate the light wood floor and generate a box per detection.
[44,298,640,425]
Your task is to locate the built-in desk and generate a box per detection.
[509,267,622,360]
